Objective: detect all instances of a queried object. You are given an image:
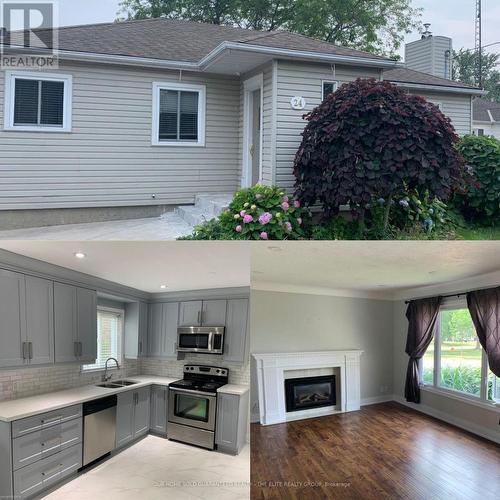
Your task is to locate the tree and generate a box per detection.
[293,79,465,230]
[117,0,421,57]
[452,48,500,102]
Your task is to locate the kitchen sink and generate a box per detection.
[96,380,139,389]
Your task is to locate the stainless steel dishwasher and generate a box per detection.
[82,395,117,466]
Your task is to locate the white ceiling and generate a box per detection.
[0,242,250,293]
[252,242,500,299]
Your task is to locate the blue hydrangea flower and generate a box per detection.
[399,200,409,208]
[428,208,434,214]
[423,218,434,226]
[377,198,385,205]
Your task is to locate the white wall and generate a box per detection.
[250,289,394,418]
[473,121,500,140]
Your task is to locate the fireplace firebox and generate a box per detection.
[284,375,336,412]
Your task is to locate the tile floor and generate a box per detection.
[44,436,250,500]
[0,212,193,241]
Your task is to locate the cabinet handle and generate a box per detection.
[79,342,83,357]
[74,342,78,357]
[139,341,142,355]
[41,464,62,477]
[197,311,201,324]
[41,415,62,425]
[29,342,33,360]
[22,342,27,360]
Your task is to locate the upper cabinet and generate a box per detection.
[124,301,149,359]
[179,300,227,326]
[0,271,55,368]
[0,269,26,368]
[54,282,97,364]
[223,299,249,364]
[148,302,178,359]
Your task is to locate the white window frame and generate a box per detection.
[3,70,73,132]
[82,306,124,373]
[322,80,339,100]
[420,297,496,407]
[151,81,206,147]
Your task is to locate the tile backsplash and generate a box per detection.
[0,356,249,402]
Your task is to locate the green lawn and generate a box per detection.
[455,226,500,240]
[426,342,482,360]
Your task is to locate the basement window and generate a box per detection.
[421,298,497,403]
[3,71,72,132]
[83,308,124,372]
[152,82,206,146]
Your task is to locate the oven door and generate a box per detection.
[168,388,217,431]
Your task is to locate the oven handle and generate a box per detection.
[170,387,217,398]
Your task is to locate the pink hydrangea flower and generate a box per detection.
[243,214,254,224]
[258,212,273,225]
[240,210,246,217]
[235,225,242,233]
[283,195,289,203]
[281,201,290,210]
[285,221,292,232]
[260,232,268,240]
[294,200,301,208]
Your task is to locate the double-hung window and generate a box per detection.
[322,80,339,100]
[421,298,498,404]
[4,71,72,132]
[83,307,124,372]
[152,82,206,146]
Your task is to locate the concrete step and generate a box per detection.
[174,205,217,226]
[175,193,234,226]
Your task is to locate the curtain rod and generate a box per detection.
[404,284,499,304]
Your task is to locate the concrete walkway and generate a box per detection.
[0,212,194,240]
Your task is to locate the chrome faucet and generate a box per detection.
[102,357,120,382]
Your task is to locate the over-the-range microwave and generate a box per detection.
[177,326,225,354]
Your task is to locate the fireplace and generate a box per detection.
[284,375,336,412]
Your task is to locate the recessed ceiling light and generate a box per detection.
[74,252,86,259]
[160,285,167,289]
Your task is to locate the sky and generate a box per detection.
[21,0,500,56]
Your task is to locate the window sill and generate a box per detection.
[151,141,205,147]
[421,385,500,412]
[3,126,72,133]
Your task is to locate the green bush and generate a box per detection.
[456,135,500,220]
[181,185,310,240]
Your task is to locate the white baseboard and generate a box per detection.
[361,394,395,406]
[394,395,500,445]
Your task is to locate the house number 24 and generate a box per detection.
[290,96,306,110]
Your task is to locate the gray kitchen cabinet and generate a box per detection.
[0,269,26,368]
[116,387,151,448]
[215,391,249,455]
[202,300,227,325]
[116,390,135,448]
[150,385,168,436]
[178,300,202,326]
[124,302,148,359]
[223,299,249,364]
[54,283,97,363]
[25,276,54,366]
[148,302,178,359]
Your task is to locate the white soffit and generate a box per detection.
[0,241,250,293]
[252,242,500,300]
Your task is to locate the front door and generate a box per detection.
[251,88,261,186]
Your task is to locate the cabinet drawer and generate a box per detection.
[13,443,82,499]
[12,405,82,438]
[13,416,82,470]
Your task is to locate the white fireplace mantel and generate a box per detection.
[253,350,363,425]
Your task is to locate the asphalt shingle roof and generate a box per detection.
[473,97,500,121]
[384,67,479,90]
[2,17,391,63]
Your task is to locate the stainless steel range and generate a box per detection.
[167,365,229,450]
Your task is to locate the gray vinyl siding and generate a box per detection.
[0,61,241,210]
[409,90,472,135]
[274,60,381,190]
[405,36,453,79]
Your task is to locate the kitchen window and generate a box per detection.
[322,80,338,100]
[421,298,497,403]
[152,82,206,146]
[3,71,72,132]
[83,308,124,371]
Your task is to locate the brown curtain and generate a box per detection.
[404,297,442,403]
[467,286,500,377]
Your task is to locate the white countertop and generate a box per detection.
[0,376,249,422]
[0,375,177,423]
[217,384,249,396]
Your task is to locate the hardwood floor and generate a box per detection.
[251,402,500,500]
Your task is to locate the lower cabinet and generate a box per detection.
[150,385,168,436]
[215,391,249,455]
[116,387,151,448]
